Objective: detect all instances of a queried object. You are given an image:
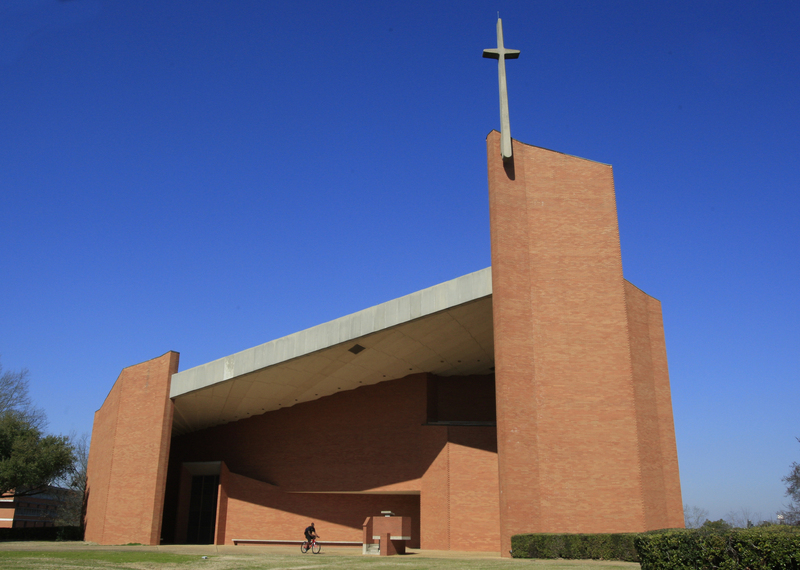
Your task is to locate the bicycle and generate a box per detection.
[300,537,321,554]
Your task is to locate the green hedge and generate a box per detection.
[512,526,800,568]
[634,526,800,570]
[511,532,640,562]
[0,526,83,542]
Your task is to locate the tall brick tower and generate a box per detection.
[487,131,683,554]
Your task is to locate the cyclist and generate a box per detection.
[304,522,319,544]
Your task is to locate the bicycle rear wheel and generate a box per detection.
[312,542,321,554]
[300,542,309,553]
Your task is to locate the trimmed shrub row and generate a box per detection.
[0,526,83,542]
[511,532,639,562]
[634,526,800,570]
[512,526,800,569]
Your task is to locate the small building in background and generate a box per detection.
[0,488,67,529]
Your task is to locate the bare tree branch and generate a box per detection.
[779,437,800,525]
[724,507,763,528]
[0,360,47,430]
[52,432,89,528]
[684,504,709,529]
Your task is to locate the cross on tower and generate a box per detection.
[483,18,520,160]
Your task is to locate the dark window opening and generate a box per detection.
[426,374,496,425]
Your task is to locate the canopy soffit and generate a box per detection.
[170,268,494,436]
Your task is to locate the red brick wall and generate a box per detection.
[488,131,654,554]
[215,462,230,545]
[625,282,684,529]
[84,371,122,542]
[646,296,684,528]
[219,470,421,546]
[84,352,178,545]
[418,425,501,551]
[168,374,433,493]
[447,427,501,551]
[0,501,13,528]
[420,425,449,549]
[372,514,411,539]
[165,373,500,551]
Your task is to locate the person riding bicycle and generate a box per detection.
[304,522,319,544]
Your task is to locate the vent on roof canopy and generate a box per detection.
[348,344,365,355]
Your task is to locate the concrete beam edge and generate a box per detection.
[170,267,493,398]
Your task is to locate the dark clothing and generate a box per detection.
[304,526,316,541]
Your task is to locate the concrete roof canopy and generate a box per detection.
[170,267,494,436]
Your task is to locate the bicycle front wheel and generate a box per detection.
[312,542,321,554]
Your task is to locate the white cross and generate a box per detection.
[483,18,520,160]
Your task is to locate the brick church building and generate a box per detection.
[84,131,684,555]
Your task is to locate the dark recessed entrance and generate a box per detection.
[186,474,219,544]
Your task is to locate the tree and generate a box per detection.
[725,507,763,528]
[0,411,75,496]
[701,519,732,532]
[778,437,800,525]
[0,360,75,497]
[53,432,89,529]
[0,361,46,429]
[684,504,709,529]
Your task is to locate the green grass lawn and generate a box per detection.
[0,547,641,570]
[0,550,199,568]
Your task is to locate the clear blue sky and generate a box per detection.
[1,0,797,524]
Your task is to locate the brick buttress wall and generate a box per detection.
[488,131,651,554]
[624,281,684,529]
[84,352,178,545]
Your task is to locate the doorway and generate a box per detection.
[186,474,219,544]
